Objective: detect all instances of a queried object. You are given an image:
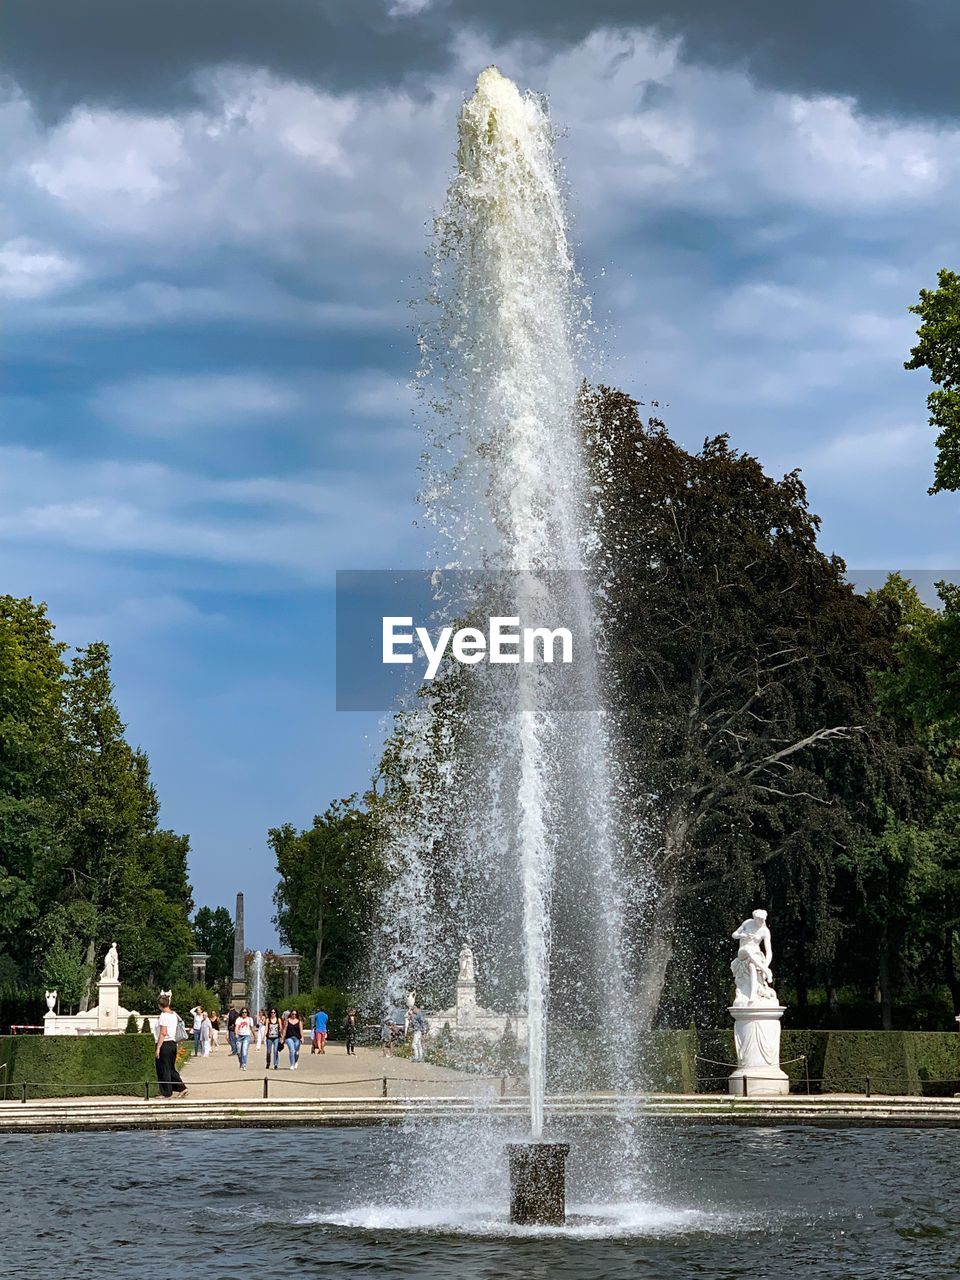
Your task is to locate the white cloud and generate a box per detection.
[0,237,83,298]
[0,444,421,574]
[388,0,434,15]
[92,372,302,434]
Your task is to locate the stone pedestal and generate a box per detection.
[96,980,121,1033]
[728,1005,789,1096]
[507,1143,569,1225]
[456,978,477,1029]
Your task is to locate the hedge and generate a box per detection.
[421,1024,960,1096]
[0,1034,157,1100]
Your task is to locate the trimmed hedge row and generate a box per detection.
[690,1027,960,1095]
[0,1033,157,1100]
[542,1027,959,1095]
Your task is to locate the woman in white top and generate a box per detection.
[155,996,187,1099]
[234,1007,255,1070]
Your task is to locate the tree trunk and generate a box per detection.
[635,872,680,1030]
[944,927,960,1016]
[79,939,96,1012]
[312,909,323,989]
[878,927,893,1031]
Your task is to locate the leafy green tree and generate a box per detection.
[192,905,235,985]
[0,597,67,974]
[41,937,91,1013]
[905,267,960,493]
[271,798,382,989]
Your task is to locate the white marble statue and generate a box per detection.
[45,990,57,1012]
[458,944,476,984]
[99,941,119,983]
[731,910,778,1006]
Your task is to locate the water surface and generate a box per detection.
[2,1123,955,1279]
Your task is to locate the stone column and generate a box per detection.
[279,954,301,999]
[188,953,209,986]
[456,974,477,1030]
[230,892,246,1008]
[728,1005,789,1096]
[96,979,121,1033]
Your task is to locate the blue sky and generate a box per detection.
[2,2,959,944]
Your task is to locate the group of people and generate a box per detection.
[381,1005,428,1062]
[220,1004,359,1070]
[152,998,364,1094]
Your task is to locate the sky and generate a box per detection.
[2,1,959,945]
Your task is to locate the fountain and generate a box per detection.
[377,66,637,1226]
[249,950,265,1018]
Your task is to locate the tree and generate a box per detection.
[583,389,927,1025]
[905,267,960,493]
[271,798,382,989]
[0,597,67,976]
[192,905,235,985]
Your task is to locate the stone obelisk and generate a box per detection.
[230,891,247,1008]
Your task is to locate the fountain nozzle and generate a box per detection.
[507,1142,569,1226]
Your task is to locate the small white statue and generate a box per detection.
[458,944,476,984]
[731,910,778,1006]
[406,989,416,1009]
[158,988,172,1003]
[45,990,57,1012]
[99,941,119,983]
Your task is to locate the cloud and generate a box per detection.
[92,372,302,435]
[0,237,83,298]
[0,444,423,575]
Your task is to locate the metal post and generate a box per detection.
[500,1075,507,1097]
[741,1074,748,1098]
[382,1076,388,1098]
[263,1076,269,1100]
[144,1080,150,1102]
[866,1075,871,1098]
[804,1055,810,1095]
[20,1082,27,1104]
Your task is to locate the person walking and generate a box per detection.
[344,1007,357,1056]
[210,1011,220,1050]
[256,1010,266,1050]
[283,1008,304,1068]
[235,1007,254,1070]
[227,1006,239,1057]
[264,1007,282,1069]
[311,1006,328,1055]
[191,1004,204,1057]
[410,1007,428,1063]
[380,1013,394,1058]
[155,995,188,1100]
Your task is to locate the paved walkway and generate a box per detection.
[179,1039,502,1101]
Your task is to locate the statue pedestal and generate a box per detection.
[96,980,121,1033]
[728,1005,789,1096]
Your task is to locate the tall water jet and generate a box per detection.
[378,66,634,1155]
[249,950,265,1017]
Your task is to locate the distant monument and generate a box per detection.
[426,944,527,1044]
[728,909,789,1096]
[230,892,247,1008]
[43,942,155,1036]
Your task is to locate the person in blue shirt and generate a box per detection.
[311,1006,329,1054]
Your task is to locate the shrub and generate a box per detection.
[0,1034,156,1100]
[123,1013,139,1034]
[141,1017,151,1034]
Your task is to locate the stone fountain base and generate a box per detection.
[507,1142,569,1225]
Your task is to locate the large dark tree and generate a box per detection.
[583,389,928,1025]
